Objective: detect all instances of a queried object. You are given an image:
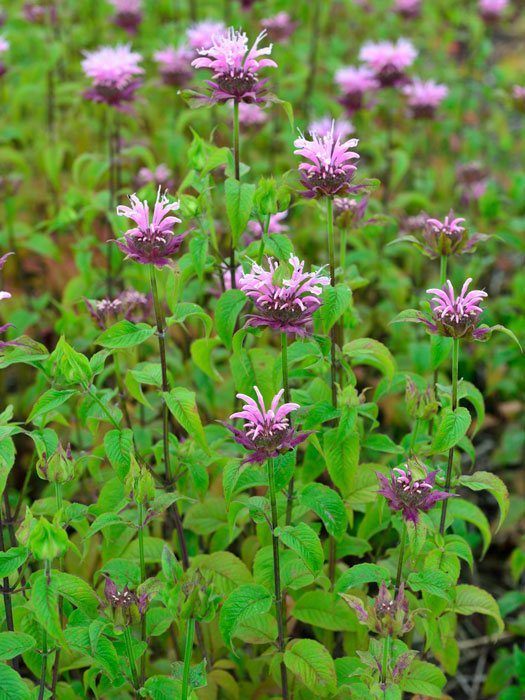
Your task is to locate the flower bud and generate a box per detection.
[405,378,439,421]
[125,456,155,504]
[36,443,75,484]
[28,518,68,561]
[254,177,278,216]
[16,506,35,546]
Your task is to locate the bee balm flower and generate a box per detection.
[154,45,193,87]
[335,66,379,113]
[359,39,417,87]
[261,12,297,44]
[246,210,288,242]
[309,116,354,141]
[191,28,277,104]
[377,465,451,523]
[479,0,509,23]
[0,35,9,77]
[239,255,330,337]
[115,188,187,268]
[186,21,226,52]
[294,125,360,199]
[81,44,143,109]
[393,0,421,18]
[109,0,142,35]
[423,278,489,340]
[223,387,310,464]
[421,212,487,257]
[403,79,448,119]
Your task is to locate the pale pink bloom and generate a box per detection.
[393,0,421,18]
[154,45,193,86]
[309,116,354,141]
[479,0,509,22]
[136,164,173,190]
[109,0,142,34]
[403,79,448,118]
[359,39,417,86]
[238,102,268,127]
[421,279,489,339]
[192,28,277,104]
[212,264,243,296]
[261,12,297,43]
[247,211,289,240]
[426,214,465,237]
[335,65,379,113]
[0,291,10,301]
[0,36,9,53]
[81,44,143,107]
[186,20,226,51]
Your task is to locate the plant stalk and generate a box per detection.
[230,100,241,289]
[138,502,146,685]
[281,333,295,526]
[181,617,195,700]
[123,624,140,690]
[439,337,459,534]
[267,458,289,699]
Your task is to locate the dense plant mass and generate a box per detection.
[0,1,524,698]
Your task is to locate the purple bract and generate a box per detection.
[377,465,451,523]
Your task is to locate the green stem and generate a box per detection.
[54,483,63,512]
[149,265,190,571]
[38,561,52,700]
[267,458,289,699]
[439,337,459,535]
[138,501,146,685]
[229,100,240,290]
[380,635,390,688]
[123,625,139,690]
[408,418,420,454]
[257,214,271,265]
[181,617,195,700]
[106,107,115,298]
[395,524,407,594]
[439,254,448,286]
[281,334,295,527]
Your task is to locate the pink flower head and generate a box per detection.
[186,20,226,52]
[479,0,509,22]
[0,35,9,54]
[223,386,309,463]
[377,465,451,523]
[115,188,186,268]
[309,116,355,141]
[261,12,297,44]
[333,196,369,226]
[403,79,448,118]
[238,102,268,127]
[393,0,421,18]
[420,211,487,258]
[359,39,417,87]
[104,577,148,614]
[239,254,330,337]
[109,0,142,34]
[512,85,525,112]
[294,124,360,199]
[211,264,244,297]
[456,161,489,204]
[423,278,489,339]
[335,65,379,113]
[81,44,143,109]
[154,45,193,87]
[85,289,151,328]
[136,164,174,190]
[246,210,288,242]
[342,582,413,637]
[191,28,277,104]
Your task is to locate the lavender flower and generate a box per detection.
[422,279,488,340]
[154,45,193,87]
[261,12,297,44]
[479,0,509,23]
[512,85,525,112]
[109,0,142,35]
[136,164,174,190]
[0,35,8,77]
[402,79,448,119]
[211,264,244,297]
[239,255,330,337]
[333,196,369,227]
[422,212,487,257]
[335,66,379,113]
[104,577,148,614]
[237,102,268,128]
[246,210,288,242]
[309,116,355,141]
[191,28,277,104]
[115,188,186,268]
[359,39,417,87]
[81,44,143,109]
[294,125,360,199]
[186,21,226,52]
[456,161,489,205]
[393,0,421,18]
[377,465,451,523]
[341,582,414,636]
[223,386,309,464]
[85,289,151,328]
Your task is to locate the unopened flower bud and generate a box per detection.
[405,378,439,421]
[36,443,75,484]
[28,518,68,561]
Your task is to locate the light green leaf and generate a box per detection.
[430,407,471,453]
[0,547,29,578]
[219,584,272,649]
[215,289,246,350]
[225,179,256,246]
[190,337,222,381]
[97,321,156,349]
[454,584,504,633]
[459,472,509,532]
[164,387,208,453]
[401,660,447,698]
[28,389,76,423]
[104,429,133,481]
[0,663,32,699]
[316,284,352,334]
[407,569,454,600]
[0,632,35,660]
[30,572,64,642]
[275,523,324,576]
[284,639,337,698]
[293,591,358,632]
[343,338,396,381]
[323,428,359,497]
[300,483,347,540]
[335,563,391,593]
[447,499,491,556]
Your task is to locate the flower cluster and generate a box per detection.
[104,577,148,615]
[422,212,487,257]
[341,582,414,637]
[212,264,244,297]
[115,188,186,268]
[192,28,277,104]
[335,66,379,114]
[394,0,421,19]
[81,44,143,109]
[239,255,330,336]
[186,20,226,52]
[377,465,451,523]
[422,278,488,340]
[333,196,369,227]
[85,289,151,328]
[109,0,142,35]
[223,386,309,463]
[23,2,58,24]
[359,39,417,87]
[246,210,288,242]
[479,0,509,23]
[154,45,193,87]
[136,164,173,190]
[405,378,439,421]
[309,116,355,141]
[456,161,489,204]
[237,102,268,127]
[294,125,360,199]
[260,12,297,44]
[402,79,448,119]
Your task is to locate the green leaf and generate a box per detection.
[27,389,76,423]
[167,302,213,337]
[191,337,222,381]
[407,569,454,600]
[0,663,32,699]
[390,308,423,324]
[430,407,471,453]
[30,572,64,642]
[192,551,252,596]
[343,338,396,381]
[459,472,509,532]
[275,523,324,576]
[219,583,272,649]
[215,289,246,350]
[0,437,15,498]
[317,284,352,334]
[454,584,504,633]
[300,483,347,540]
[457,381,485,435]
[488,324,523,351]
[401,660,447,698]
[50,336,92,386]
[335,563,391,593]
[164,387,208,453]
[142,675,182,699]
[53,571,99,618]
[363,433,404,454]
[447,499,491,556]
[224,178,256,246]
[265,233,293,261]
[293,591,358,632]
[104,429,133,481]
[0,547,28,578]
[323,428,359,497]
[97,321,156,349]
[283,639,337,698]
[0,632,35,660]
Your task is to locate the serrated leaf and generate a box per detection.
[31,572,64,642]
[275,523,324,576]
[104,429,133,481]
[316,284,352,334]
[164,387,208,453]
[323,427,359,497]
[53,571,99,618]
[0,663,31,699]
[300,483,347,540]
[293,591,358,632]
[454,584,504,633]
[335,563,391,593]
[0,547,28,578]
[219,583,272,649]
[97,321,156,349]
[459,471,509,531]
[215,289,246,350]
[447,499,491,556]
[27,389,76,423]
[225,179,256,246]
[284,639,337,697]
[430,407,471,453]
[407,569,454,600]
[0,632,35,660]
[343,338,396,381]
